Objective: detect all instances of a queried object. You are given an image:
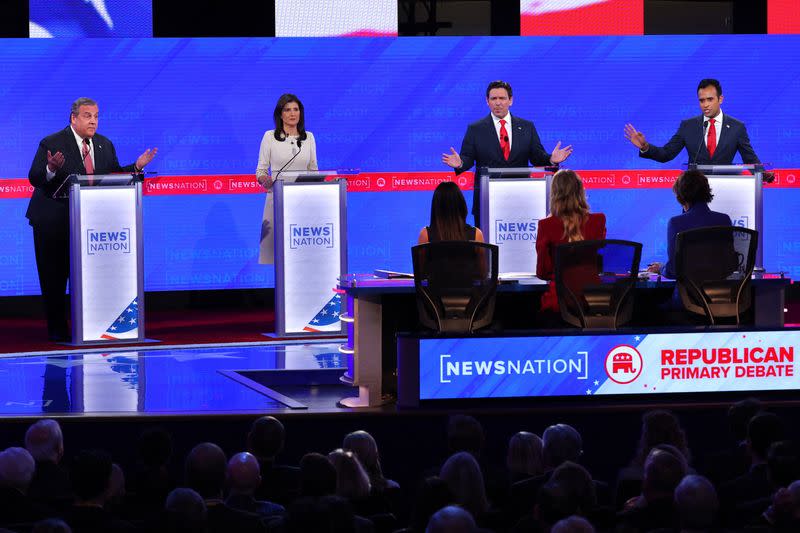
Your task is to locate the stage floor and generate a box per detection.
[0,340,365,417]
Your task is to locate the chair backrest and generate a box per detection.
[675,225,758,325]
[411,241,499,333]
[554,239,642,329]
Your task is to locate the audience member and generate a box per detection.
[616,409,690,508]
[418,181,484,244]
[719,411,785,519]
[25,419,73,508]
[285,494,373,533]
[535,169,606,314]
[551,515,595,533]
[0,446,54,526]
[505,432,543,483]
[299,452,338,498]
[31,519,72,533]
[247,416,301,505]
[508,423,585,522]
[406,477,456,533]
[328,448,388,518]
[440,452,489,526]
[705,398,762,486]
[343,430,400,495]
[425,505,476,533]
[132,426,176,515]
[674,474,719,532]
[617,448,686,532]
[65,449,136,532]
[184,442,266,533]
[225,452,285,521]
[760,479,800,530]
[161,487,207,533]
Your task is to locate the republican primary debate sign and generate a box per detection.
[418,331,798,400]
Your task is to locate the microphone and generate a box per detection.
[273,140,303,183]
[692,119,709,167]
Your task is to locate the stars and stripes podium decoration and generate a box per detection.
[303,292,342,333]
[101,298,139,340]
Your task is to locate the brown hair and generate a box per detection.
[429,181,468,241]
[549,169,590,242]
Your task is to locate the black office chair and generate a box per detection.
[411,241,499,333]
[674,226,758,325]
[554,239,642,329]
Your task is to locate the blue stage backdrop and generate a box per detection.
[1,36,799,296]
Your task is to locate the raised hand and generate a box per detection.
[550,141,573,164]
[46,150,65,172]
[624,123,648,150]
[135,147,158,171]
[442,147,462,169]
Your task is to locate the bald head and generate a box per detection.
[25,419,64,463]
[0,447,36,493]
[227,452,262,495]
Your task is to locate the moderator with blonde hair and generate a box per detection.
[535,169,606,313]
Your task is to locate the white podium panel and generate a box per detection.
[274,181,346,336]
[707,177,756,231]
[71,183,144,343]
[482,176,548,274]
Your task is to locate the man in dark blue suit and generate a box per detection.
[648,169,732,279]
[27,97,157,341]
[443,80,573,223]
[624,78,773,182]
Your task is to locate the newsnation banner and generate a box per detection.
[418,331,798,400]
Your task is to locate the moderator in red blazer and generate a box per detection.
[536,213,607,313]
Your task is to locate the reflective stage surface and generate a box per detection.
[0,342,353,416]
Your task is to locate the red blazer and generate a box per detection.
[536,213,607,312]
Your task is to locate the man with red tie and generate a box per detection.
[442,80,573,224]
[27,97,157,341]
[624,79,773,181]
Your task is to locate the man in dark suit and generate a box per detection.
[443,80,573,224]
[27,97,157,341]
[624,78,773,181]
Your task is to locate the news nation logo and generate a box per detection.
[495,220,537,243]
[289,224,334,249]
[605,345,643,384]
[87,228,131,255]
[732,216,750,229]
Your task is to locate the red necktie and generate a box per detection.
[706,118,717,158]
[82,138,94,185]
[499,119,510,160]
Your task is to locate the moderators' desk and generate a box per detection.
[338,273,789,408]
[337,274,548,407]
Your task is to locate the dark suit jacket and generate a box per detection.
[26,126,133,232]
[640,113,760,166]
[662,203,732,279]
[455,115,552,218]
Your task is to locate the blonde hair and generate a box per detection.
[550,169,590,242]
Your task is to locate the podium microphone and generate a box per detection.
[273,140,303,183]
[692,120,709,167]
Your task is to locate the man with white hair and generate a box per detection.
[675,474,719,531]
[225,452,285,521]
[0,446,54,525]
[25,419,73,506]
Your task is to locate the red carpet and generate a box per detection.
[0,307,280,354]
